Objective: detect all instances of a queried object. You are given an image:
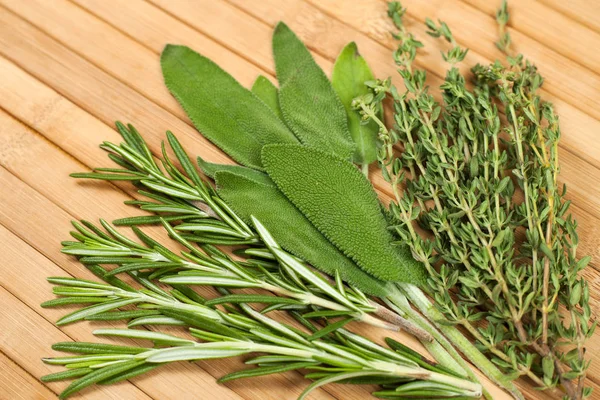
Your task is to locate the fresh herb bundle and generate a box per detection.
[40,2,593,399]
[355,2,593,399]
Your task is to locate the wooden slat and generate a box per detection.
[0,110,337,400]
[0,228,151,400]
[0,0,264,119]
[462,0,600,74]
[538,0,600,34]
[0,351,58,400]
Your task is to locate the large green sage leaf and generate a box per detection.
[197,155,273,187]
[332,42,380,166]
[214,170,391,296]
[262,144,425,284]
[161,45,298,170]
[251,75,284,120]
[272,23,354,160]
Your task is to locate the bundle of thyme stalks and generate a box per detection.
[41,2,593,399]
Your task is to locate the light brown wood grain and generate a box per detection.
[0,351,58,400]
[0,1,599,399]
[538,0,600,33]
[461,0,600,73]
[0,234,152,400]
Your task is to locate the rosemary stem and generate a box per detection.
[399,283,525,400]
[369,301,432,341]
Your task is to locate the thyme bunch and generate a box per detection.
[358,2,594,398]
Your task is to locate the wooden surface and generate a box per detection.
[0,1,598,399]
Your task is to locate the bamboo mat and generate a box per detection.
[0,1,599,399]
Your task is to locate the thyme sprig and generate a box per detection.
[356,2,594,399]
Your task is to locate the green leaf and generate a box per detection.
[298,371,385,400]
[160,274,262,288]
[308,318,355,341]
[262,144,426,284]
[56,298,140,326]
[332,42,380,165]
[161,44,298,170]
[98,364,160,385]
[273,23,354,159]
[251,75,284,120]
[41,368,92,383]
[218,361,318,383]
[205,294,305,307]
[93,328,195,346]
[58,360,146,399]
[145,343,251,363]
[158,308,247,340]
[166,131,203,188]
[41,297,108,307]
[51,342,148,355]
[197,156,272,186]
[214,170,390,296]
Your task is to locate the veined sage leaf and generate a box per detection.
[273,23,354,159]
[251,75,284,120]
[196,156,273,187]
[332,42,380,165]
[214,170,391,296]
[161,45,298,170]
[262,144,425,284]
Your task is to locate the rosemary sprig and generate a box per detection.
[357,2,593,399]
[76,124,500,382]
[42,294,482,400]
[54,216,407,332]
[71,122,257,246]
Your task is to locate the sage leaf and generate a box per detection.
[196,155,273,187]
[332,42,380,165]
[161,45,298,170]
[262,144,425,284]
[251,75,284,120]
[272,23,354,159]
[214,170,391,296]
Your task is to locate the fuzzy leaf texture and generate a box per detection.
[161,45,298,170]
[197,155,273,187]
[262,144,425,284]
[251,75,284,120]
[273,22,354,160]
[332,42,380,165]
[214,170,391,296]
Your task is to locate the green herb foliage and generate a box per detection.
[355,3,594,399]
[332,42,380,166]
[251,75,284,120]
[41,307,482,400]
[262,144,425,284]
[215,170,391,296]
[273,22,354,159]
[161,45,298,170]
